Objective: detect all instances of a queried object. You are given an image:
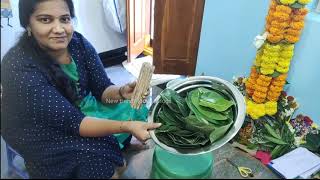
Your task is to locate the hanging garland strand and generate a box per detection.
[245,0,311,119]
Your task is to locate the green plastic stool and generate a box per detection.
[150,146,214,179]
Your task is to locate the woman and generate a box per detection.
[1,0,161,178]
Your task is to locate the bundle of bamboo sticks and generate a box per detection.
[130,62,155,109]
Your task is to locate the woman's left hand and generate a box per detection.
[120,81,150,101]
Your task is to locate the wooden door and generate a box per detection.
[126,0,152,62]
[153,0,205,76]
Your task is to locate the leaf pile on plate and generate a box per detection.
[154,87,235,149]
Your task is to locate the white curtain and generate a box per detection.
[102,0,127,34]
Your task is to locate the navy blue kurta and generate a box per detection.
[1,32,124,178]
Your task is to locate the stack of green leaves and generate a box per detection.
[155,87,235,149]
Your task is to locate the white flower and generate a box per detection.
[294,136,304,146]
[284,109,294,117]
[253,32,269,49]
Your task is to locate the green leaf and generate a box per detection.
[271,145,285,159]
[264,123,282,140]
[188,89,228,121]
[256,67,261,74]
[160,89,180,113]
[184,115,215,137]
[161,88,190,116]
[271,71,281,78]
[301,132,320,153]
[247,143,258,150]
[158,107,176,126]
[290,2,305,9]
[209,118,233,143]
[186,94,212,124]
[264,135,287,145]
[155,124,180,133]
[198,87,234,112]
[172,91,190,117]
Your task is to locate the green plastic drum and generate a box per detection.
[150,146,214,179]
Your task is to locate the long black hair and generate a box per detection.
[17,0,79,104]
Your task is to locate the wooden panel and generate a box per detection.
[127,0,151,62]
[154,0,205,75]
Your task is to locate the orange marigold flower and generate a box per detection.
[273,12,290,21]
[247,78,257,85]
[253,96,266,103]
[276,5,292,14]
[256,78,271,87]
[245,82,255,92]
[266,15,275,25]
[266,13,274,21]
[285,35,299,43]
[253,91,267,99]
[251,66,258,73]
[291,21,305,30]
[268,34,283,43]
[270,0,278,7]
[272,80,286,87]
[267,96,279,101]
[268,91,281,98]
[286,29,301,36]
[259,75,272,82]
[294,8,308,16]
[254,84,269,93]
[249,68,259,79]
[271,21,289,29]
[292,15,305,22]
[270,85,283,92]
[246,89,254,97]
[277,73,288,80]
[269,27,284,35]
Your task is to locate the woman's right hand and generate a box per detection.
[125,121,162,143]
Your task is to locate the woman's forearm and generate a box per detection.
[79,116,131,137]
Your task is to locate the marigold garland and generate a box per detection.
[265,0,308,43]
[246,98,278,119]
[244,0,310,119]
[253,42,294,75]
[279,0,311,5]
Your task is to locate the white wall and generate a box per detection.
[1,0,127,60]
[73,0,127,53]
[1,0,22,177]
[1,0,24,60]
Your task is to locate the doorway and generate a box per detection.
[126,0,205,76]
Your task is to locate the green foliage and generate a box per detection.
[155,87,235,149]
[301,130,320,154]
[250,116,296,159]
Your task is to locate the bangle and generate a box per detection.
[119,86,126,100]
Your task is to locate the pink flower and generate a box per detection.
[287,96,294,102]
[304,116,313,126]
[255,151,272,165]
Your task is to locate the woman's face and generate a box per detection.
[29,0,73,51]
